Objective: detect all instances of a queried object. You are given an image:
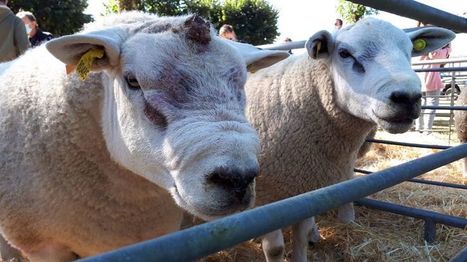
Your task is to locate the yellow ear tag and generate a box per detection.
[75,48,105,80]
[413,38,427,52]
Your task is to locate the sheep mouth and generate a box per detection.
[379,117,414,125]
[375,117,414,134]
[170,185,253,221]
[372,110,415,133]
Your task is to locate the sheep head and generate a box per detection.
[306,17,455,133]
[46,13,288,220]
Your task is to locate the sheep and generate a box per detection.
[454,90,467,178]
[0,12,288,262]
[245,18,455,262]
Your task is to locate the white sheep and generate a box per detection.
[454,90,467,178]
[0,12,288,262]
[245,18,455,262]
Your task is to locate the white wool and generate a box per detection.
[0,11,288,261]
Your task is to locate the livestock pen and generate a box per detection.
[77,1,467,261]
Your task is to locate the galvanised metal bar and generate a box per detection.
[78,143,467,262]
[256,28,432,51]
[421,106,467,110]
[258,40,306,51]
[423,218,436,243]
[414,67,467,73]
[412,57,467,66]
[355,198,467,243]
[353,168,467,190]
[365,138,451,149]
[406,178,467,190]
[450,247,467,262]
[348,0,467,33]
[355,198,467,229]
[448,73,456,143]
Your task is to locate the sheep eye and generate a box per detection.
[338,49,352,59]
[126,75,140,89]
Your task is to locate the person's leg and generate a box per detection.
[417,92,427,132]
[426,90,441,133]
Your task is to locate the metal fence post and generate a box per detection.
[423,219,436,244]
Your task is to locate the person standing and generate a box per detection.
[0,0,29,62]
[284,37,293,54]
[417,43,452,134]
[17,11,53,47]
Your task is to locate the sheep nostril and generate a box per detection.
[390,91,421,105]
[207,167,258,191]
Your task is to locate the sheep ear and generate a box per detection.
[223,40,290,73]
[404,27,455,57]
[46,27,123,79]
[306,30,334,60]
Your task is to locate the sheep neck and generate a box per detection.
[249,55,377,205]
[297,57,374,159]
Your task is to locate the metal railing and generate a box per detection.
[348,0,467,33]
[78,144,467,262]
[412,58,467,66]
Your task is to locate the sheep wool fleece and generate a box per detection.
[246,55,374,205]
[0,46,182,257]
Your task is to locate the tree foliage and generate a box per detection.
[220,0,278,45]
[336,0,378,23]
[105,0,279,45]
[8,0,92,36]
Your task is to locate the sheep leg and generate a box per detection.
[0,234,24,261]
[337,202,355,223]
[290,218,315,262]
[463,158,467,178]
[262,229,285,262]
[307,216,321,244]
[24,243,78,262]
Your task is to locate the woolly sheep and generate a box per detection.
[245,18,455,262]
[0,12,288,261]
[454,90,467,178]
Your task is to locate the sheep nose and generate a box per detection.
[207,166,258,199]
[390,91,422,106]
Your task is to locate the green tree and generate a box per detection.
[119,0,141,11]
[104,0,279,45]
[9,0,92,36]
[220,0,278,45]
[184,0,222,27]
[336,0,378,23]
[141,0,183,15]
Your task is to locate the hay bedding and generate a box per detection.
[201,131,467,262]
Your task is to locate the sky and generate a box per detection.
[85,0,467,56]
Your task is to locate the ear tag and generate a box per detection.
[413,38,426,52]
[74,48,105,80]
[247,64,258,73]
